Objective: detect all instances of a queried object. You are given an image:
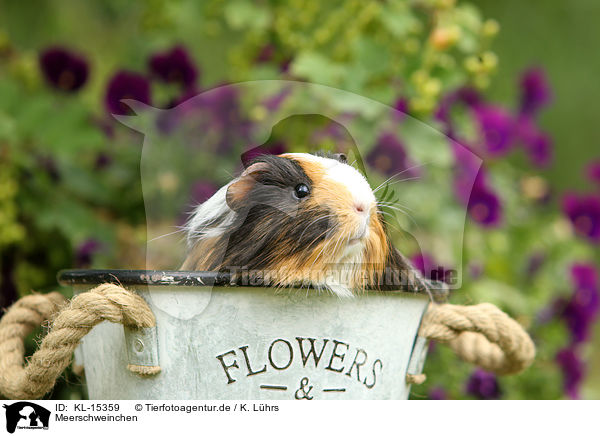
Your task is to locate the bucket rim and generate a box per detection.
[58,269,231,287]
[57,269,444,298]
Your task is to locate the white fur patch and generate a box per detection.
[284,153,376,211]
[186,183,234,246]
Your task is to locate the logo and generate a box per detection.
[2,402,50,434]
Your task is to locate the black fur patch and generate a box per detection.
[378,242,429,292]
[216,155,337,271]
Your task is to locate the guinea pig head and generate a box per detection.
[278,153,388,272]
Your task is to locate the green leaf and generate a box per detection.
[224,1,270,30]
[353,37,391,75]
[379,3,420,38]
[290,51,345,85]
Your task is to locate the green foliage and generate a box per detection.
[217,0,499,114]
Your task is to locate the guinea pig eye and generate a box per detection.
[293,183,310,199]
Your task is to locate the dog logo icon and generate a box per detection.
[2,402,50,433]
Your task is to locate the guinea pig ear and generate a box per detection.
[332,153,347,163]
[226,162,270,210]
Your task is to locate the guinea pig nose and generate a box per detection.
[354,203,367,214]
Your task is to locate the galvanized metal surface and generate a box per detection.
[406,336,429,379]
[73,285,430,400]
[124,325,160,369]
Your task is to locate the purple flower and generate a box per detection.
[451,142,484,204]
[435,87,481,125]
[434,95,454,124]
[367,133,420,178]
[392,97,409,121]
[154,88,201,134]
[428,386,447,400]
[525,134,553,168]
[202,86,250,153]
[465,369,502,399]
[456,87,482,107]
[179,85,244,138]
[393,97,408,114]
[586,160,600,186]
[263,87,292,112]
[450,142,502,226]
[561,264,600,344]
[105,71,151,115]
[241,141,287,167]
[473,104,515,157]
[204,85,240,124]
[467,184,503,227]
[515,116,553,167]
[572,263,600,289]
[191,181,218,205]
[75,238,101,267]
[39,47,89,92]
[158,85,250,154]
[411,253,435,277]
[562,293,598,344]
[520,67,551,116]
[556,348,585,399]
[562,193,600,244]
[410,253,454,284]
[149,45,198,89]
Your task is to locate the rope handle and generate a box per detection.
[407,302,536,384]
[0,284,160,400]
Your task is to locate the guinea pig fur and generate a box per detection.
[182,152,428,297]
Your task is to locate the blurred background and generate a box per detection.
[0,0,599,400]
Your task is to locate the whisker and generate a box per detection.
[378,203,416,214]
[377,200,416,214]
[373,175,422,193]
[148,227,187,242]
[372,162,429,193]
[297,214,335,244]
[309,223,340,269]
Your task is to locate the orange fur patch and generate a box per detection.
[279,154,390,290]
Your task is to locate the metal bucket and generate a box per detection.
[58,270,430,400]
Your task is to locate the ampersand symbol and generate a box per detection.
[294,377,313,400]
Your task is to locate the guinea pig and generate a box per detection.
[182,152,429,297]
